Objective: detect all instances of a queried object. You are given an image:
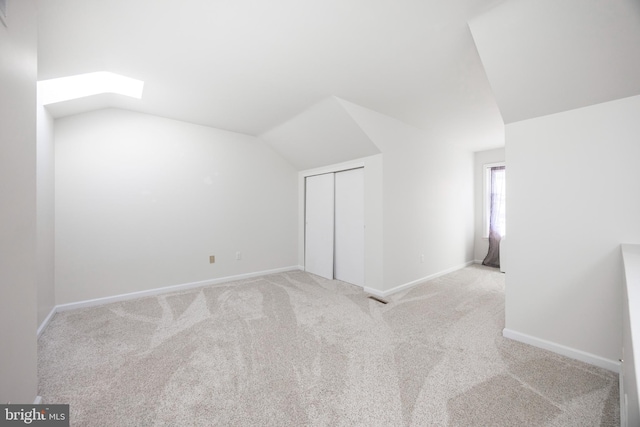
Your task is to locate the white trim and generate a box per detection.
[621,371,628,427]
[38,266,301,336]
[364,261,475,298]
[37,306,57,338]
[503,328,620,373]
[33,396,42,405]
[53,266,299,314]
[299,159,366,179]
[474,259,484,264]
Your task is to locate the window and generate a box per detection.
[38,72,144,105]
[483,162,506,238]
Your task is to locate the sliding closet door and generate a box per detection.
[304,174,335,280]
[334,168,364,286]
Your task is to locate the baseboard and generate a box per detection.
[362,286,385,298]
[53,266,300,315]
[620,371,627,427]
[37,306,57,338]
[503,328,620,373]
[364,260,475,298]
[474,259,484,264]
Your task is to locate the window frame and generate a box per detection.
[483,162,505,238]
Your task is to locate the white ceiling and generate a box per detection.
[37,0,506,151]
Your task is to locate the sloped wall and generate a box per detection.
[260,97,380,171]
[469,0,640,124]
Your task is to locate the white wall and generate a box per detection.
[37,99,55,326]
[55,109,298,304]
[364,155,384,292]
[505,95,640,366]
[0,0,39,404]
[340,100,475,293]
[474,148,505,262]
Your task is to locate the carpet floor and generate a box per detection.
[38,265,619,426]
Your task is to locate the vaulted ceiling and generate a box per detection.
[37,0,640,157]
[37,0,506,152]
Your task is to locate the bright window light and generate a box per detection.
[38,72,144,105]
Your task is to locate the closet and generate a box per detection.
[304,168,364,286]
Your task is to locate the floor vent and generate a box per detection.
[368,296,388,304]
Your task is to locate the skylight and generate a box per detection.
[38,72,144,105]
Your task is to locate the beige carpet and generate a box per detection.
[38,265,619,426]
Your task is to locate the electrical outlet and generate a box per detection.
[236,251,242,260]
[209,255,215,264]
